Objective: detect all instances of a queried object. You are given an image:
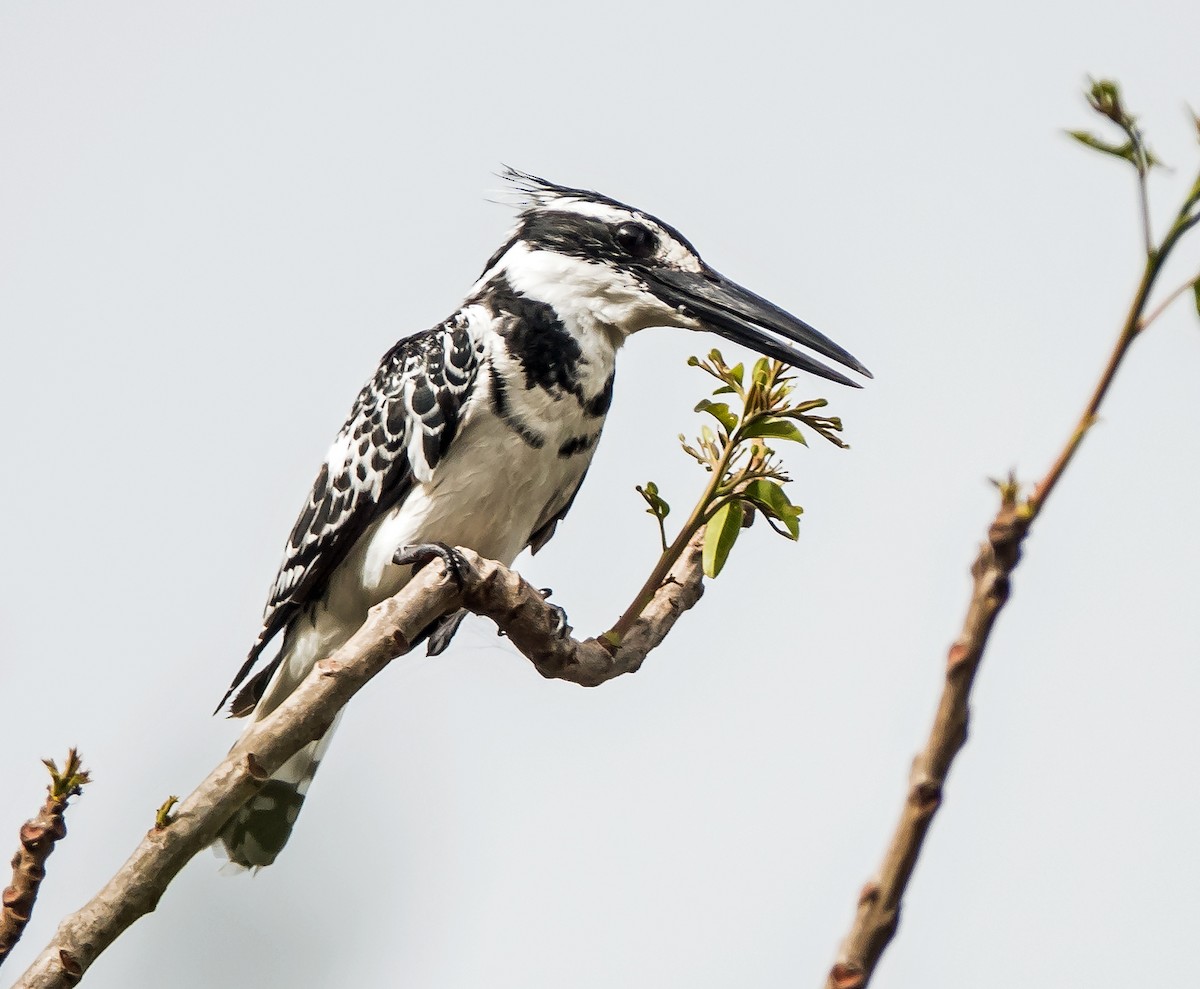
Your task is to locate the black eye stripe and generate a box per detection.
[512,212,668,267]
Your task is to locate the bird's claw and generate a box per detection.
[394,542,467,590]
[495,589,570,639]
[547,603,571,639]
[537,588,571,638]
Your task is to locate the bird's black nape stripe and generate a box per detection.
[516,211,631,266]
[478,231,520,282]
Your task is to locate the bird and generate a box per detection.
[215,168,871,868]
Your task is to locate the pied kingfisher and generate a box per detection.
[216,169,871,868]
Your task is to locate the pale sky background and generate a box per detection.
[2,2,1199,987]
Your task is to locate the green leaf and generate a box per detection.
[636,481,671,520]
[740,416,808,444]
[742,479,802,539]
[694,399,738,432]
[794,412,848,449]
[1193,278,1200,321]
[1067,130,1138,163]
[703,501,744,578]
[751,357,771,388]
[679,438,705,464]
[728,362,744,386]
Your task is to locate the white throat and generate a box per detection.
[497,242,695,348]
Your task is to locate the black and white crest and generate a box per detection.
[477,167,708,285]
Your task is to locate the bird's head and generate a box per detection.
[475,168,871,387]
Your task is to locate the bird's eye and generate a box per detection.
[614,223,657,259]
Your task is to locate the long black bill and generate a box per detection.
[647,267,872,387]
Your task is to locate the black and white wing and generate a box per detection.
[218,317,480,715]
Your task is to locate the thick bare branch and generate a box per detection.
[0,752,91,968]
[11,536,706,989]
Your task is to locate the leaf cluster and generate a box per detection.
[1067,79,1165,174]
[643,350,847,580]
[1067,79,1200,321]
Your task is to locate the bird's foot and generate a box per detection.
[395,542,467,590]
[495,587,571,640]
[538,587,572,639]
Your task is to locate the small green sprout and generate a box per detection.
[154,795,180,829]
[43,748,91,803]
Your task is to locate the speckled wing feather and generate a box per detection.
[218,317,480,715]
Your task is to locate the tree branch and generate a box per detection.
[821,254,1172,989]
[822,81,1200,988]
[823,500,1028,989]
[0,752,91,969]
[11,535,706,989]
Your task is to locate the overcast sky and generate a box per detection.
[2,2,1199,987]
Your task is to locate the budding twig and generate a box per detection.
[823,78,1200,989]
[0,750,91,969]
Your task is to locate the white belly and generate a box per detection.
[318,402,593,632]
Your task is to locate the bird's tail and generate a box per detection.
[217,716,340,869]
[217,622,344,870]
[215,598,468,869]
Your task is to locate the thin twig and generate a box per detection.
[823,277,1144,985]
[823,499,1028,989]
[822,116,1200,988]
[11,537,707,989]
[1139,269,1200,330]
[1030,192,1199,513]
[1134,149,1154,258]
[609,470,722,642]
[1027,258,1154,513]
